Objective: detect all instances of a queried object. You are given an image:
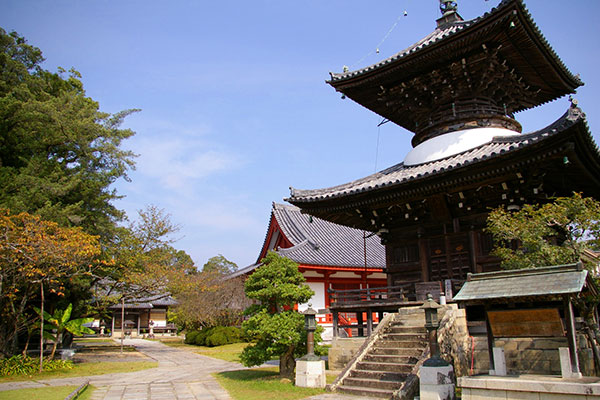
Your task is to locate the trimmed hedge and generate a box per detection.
[185,326,244,347]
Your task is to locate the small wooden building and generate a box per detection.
[109,296,177,337]
[454,263,598,376]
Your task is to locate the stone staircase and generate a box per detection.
[330,308,429,399]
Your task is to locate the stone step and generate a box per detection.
[342,377,404,391]
[376,339,426,348]
[370,347,423,357]
[349,369,408,381]
[383,333,427,341]
[356,361,413,373]
[387,326,426,334]
[363,354,418,364]
[337,385,395,398]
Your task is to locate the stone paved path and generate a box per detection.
[0,339,376,399]
[0,339,239,399]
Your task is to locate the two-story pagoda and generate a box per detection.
[287,0,600,298]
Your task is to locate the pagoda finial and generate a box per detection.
[439,0,458,16]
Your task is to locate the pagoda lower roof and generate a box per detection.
[287,105,600,207]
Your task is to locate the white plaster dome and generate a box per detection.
[404,127,521,166]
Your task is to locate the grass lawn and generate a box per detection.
[0,384,94,400]
[159,340,248,363]
[214,367,328,400]
[0,361,157,383]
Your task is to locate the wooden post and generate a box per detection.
[366,310,373,336]
[332,311,338,338]
[120,298,125,354]
[357,312,364,337]
[485,308,495,373]
[564,296,581,375]
[39,280,44,373]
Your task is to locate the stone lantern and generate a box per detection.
[419,293,455,400]
[295,305,326,388]
[304,306,317,358]
[422,293,445,366]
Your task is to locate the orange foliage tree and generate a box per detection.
[0,209,100,357]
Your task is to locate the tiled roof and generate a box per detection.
[272,203,385,268]
[453,264,588,302]
[288,105,591,203]
[108,295,177,309]
[231,203,386,278]
[329,0,582,88]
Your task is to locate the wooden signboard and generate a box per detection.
[487,308,564,338]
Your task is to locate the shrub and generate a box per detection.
[194,329,209,346]
[0,355,73,376]
[205,331,228,347]
[184,331,199,344]
[203,326,244,347]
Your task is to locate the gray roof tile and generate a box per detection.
[453,264,588,301]
[289,105,591,203]
[272,203,385,269]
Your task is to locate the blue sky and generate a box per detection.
[2,1,599,269]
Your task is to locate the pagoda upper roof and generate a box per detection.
[231,203,385,278]
[328,0,583,136]
[287,104,600,211]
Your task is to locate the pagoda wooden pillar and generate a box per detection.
[469,230,478,274]
[419,237,429,281]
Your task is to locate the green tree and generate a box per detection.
[486,193,600,270]
[0,28,137,239]
[240,251,315,379]
[202,254,238,275]
[34,303,94,360]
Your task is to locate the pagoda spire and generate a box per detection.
[437,0,462,27]
[439,0,458,16]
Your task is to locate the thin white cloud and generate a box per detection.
[134,136,240,190]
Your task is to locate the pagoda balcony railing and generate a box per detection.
[328,283,417,306]
[326,280,466,338]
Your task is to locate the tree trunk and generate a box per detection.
[49,333,60,360]
[279,346,296,380]
[22,327,32,356]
